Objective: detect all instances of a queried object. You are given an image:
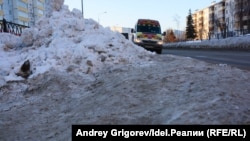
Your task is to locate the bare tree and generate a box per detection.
[173,14,181,41]
[198,27,207,41]
[244,0,250,33]
[235,0,244,34]
[173,14,180,30]
[214,1,226,39]
[227,0,235,36]
[215,19,227,38]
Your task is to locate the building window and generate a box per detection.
[18,1,28,8]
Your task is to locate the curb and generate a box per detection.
[163,47,250,52]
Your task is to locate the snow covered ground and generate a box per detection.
[163,36,250,49]
[1,2,250,141]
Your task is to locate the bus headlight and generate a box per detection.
[157,41,163,45]
[134,38,142,43]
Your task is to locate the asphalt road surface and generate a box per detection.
[163,49,250,70]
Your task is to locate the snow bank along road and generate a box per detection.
[163,49,250,70]
[1,54,250,141]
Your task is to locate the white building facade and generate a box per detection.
[192,7,210,40]
[225,0,236,34]
[191,0,250,40]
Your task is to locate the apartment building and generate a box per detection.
[0,0,47,26]
[213,0,226,38]
[28,0,46,26]
[193,7,210,40]
[208,2,216,38]
[234,0,250,34]
[225,0,235,34]
[191,0,250,40]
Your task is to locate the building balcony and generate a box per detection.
[235,3,244,10]
[234,17,240,22]
[37,13,43,17]
[209,24,214,27]
[37,5,44,11]
[209,21,215,25]
[218,0,225,6]
[243,16,249,21]
[18,6,28,13]
[209,6,215,11]
[235,0,243,5]
[217,7,225,12]
[234,8,244,14]
[21,0,28,3]
[18,16,29,22]
[209,11,215,15]
[209,18,215,22]
[216,13,225,19]
[209,27,214,31]
[199,23,204,26]
[209,12,215,16]
[218,18,225,23]
[234,15,249,22]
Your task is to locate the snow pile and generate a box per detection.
[164,36,250,49]
[0,33,22,50]
[45,0,65,17]
[0,4,152,86]
[1,54,250,141]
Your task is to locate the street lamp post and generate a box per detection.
[81,0,84,17]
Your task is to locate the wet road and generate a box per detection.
[163,49,250,70]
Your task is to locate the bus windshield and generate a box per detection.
[137,25,161,34]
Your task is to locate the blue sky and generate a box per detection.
[64,0,214,31]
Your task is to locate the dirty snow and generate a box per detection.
[1,2,250,141]
[163,35,250,49]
